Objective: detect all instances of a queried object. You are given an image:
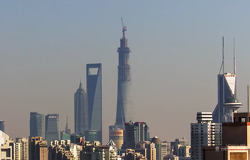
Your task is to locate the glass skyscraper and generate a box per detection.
[86,63,102,143]
[45,114,59,145]
[74,82,88,135]
[30,112,45,138]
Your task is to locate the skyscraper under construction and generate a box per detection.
[115,19,133,129]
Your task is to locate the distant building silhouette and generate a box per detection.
[115,21,133,129]
[45,114,59,145]
[30,112,45,139]
[86,63,102,143]
[74,82,88,136]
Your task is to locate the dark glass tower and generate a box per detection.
[74,82,88,135]
[30,112,45,138]
[0,120,4,132]
[115,23,133,129]
[45,114,59,145]
[86,63,102,143]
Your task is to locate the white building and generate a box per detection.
[191,112,222,160]
[0,130,12,160]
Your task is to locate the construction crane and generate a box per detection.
[121,17,127,39]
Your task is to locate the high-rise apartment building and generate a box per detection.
[30,112,45,139]
[0,120,4,132]
[115,21,133,129]
[45,114,59,144]
[86,63,102,143]
[191,112,222,160]
[74,82,88,135]
[15,138,29,160]
[151,136,161,160]
[29,137,48,160]
[123,121,149,149]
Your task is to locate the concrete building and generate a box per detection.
[86,63,102,144]
[136,141,156,160]
[80,140,121,160]
[123,121,149,149]
[70,134,85,144]
[151,136,161,160]
[0,120,4,132]
[30,112,45,139]
[29,137,48,160]
[15,138,29,160]
[48,140,80,160]
[161,141,171,158]
[0,130,12,160]
[179,146,191,157]
[74,82,88,136]
[109,127,123,150]
[202,112,250,159]
[115,22,133,130]
[125,149,147,160]
[191,112,222,160]
[45,114,59,145]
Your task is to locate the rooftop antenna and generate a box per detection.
[248,85,249,113]
[219,36,225,74]
[233,37,237,98]
[223,36,225,74]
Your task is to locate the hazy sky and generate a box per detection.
[1,1,250,143]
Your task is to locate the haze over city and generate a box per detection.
[1,0,250,144]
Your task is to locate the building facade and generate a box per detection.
[86,63,102,143]
[29,137,48,160]
[30,112,45,139]
[109,127,123,150]
[45,114,59,145]
[191,112,222,160]
[0,130,12,160]
[15,138,29,160]
[74,82,88,136]
[123,121,149,149]
[115,23,133,129]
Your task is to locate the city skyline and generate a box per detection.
[2,1,250,144]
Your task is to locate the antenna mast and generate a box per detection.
[222,36,225,74]
[234,37,237,98]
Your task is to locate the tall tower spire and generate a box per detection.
[115,18,133,129]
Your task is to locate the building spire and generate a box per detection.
[79,79,82,88]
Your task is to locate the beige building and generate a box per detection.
[136,141,156,160]
[125,149,147,160]
[15,138,29,160]
[161,141,171,159]
[48,140,81,160]
[29,137,48,160]
[109,128,123,150]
